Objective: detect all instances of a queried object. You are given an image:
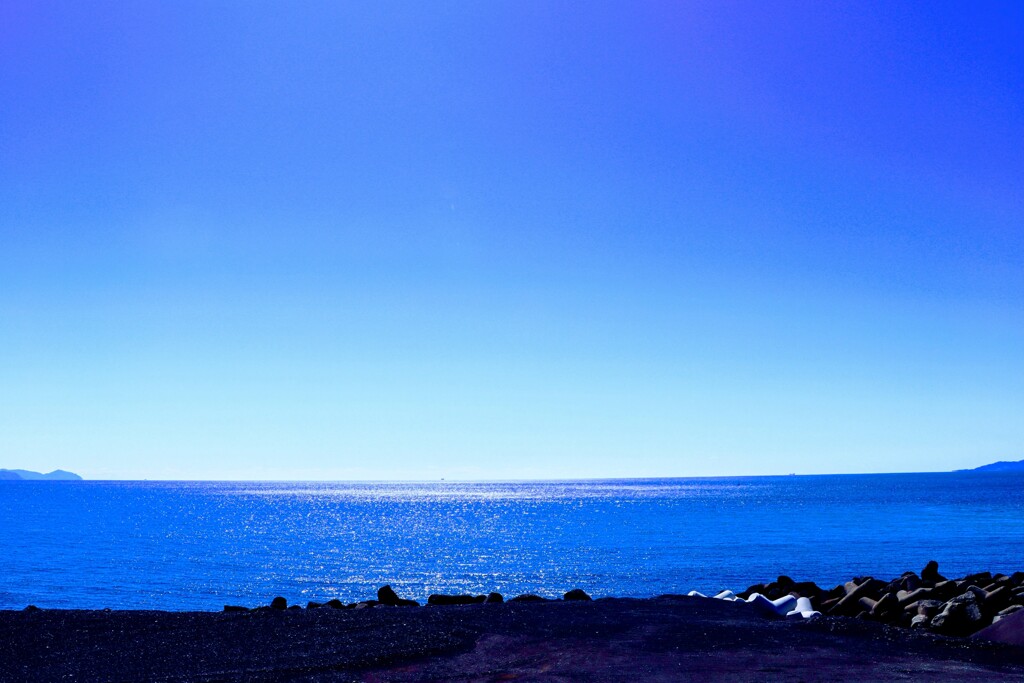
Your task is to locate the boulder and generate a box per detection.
[829,579,881,617]
[921,560,946,584]
[324,599,345,609]
[978,585,1014,614]
[930,592,986,637]
[377,585,401,605]
[973,606,1024,646]
[930,580,961,602]
[23,605,40,612]
[306,601,322,609]
[964,585,988,601]
[510,594,548,602]
[899,572,921,592]
[789,581,823,600]
[897,587,938,607]
[762,581,791,601]
[825,584,847,600]
[963,571,992,587]
[869,592,899,621]
[484,592,504,603]
[377,585,418,606]
[564,588,592,601]
[287,605,302,611]
[857,596,877,613]
[270,596,287,610]
[982,580,1005,592]
[738,583,767,600]
[353,600,379,609]
[910,614,930,629]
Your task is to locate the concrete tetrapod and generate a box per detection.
[687,590,821,620]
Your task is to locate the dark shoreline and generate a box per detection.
[151,561,1024,639]
[3,596,1024,682]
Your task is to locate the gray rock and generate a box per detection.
[911,614,930,629]
[965,585,987,601]
[916,600,943,617]
[564,588,593,601]
[930,592,985,636]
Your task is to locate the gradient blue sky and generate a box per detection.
[2,1,1022,479]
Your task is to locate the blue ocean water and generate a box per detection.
[1,473,1022,611]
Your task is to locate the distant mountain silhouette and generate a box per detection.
[0,469,83,480]
[956,459,1024,473]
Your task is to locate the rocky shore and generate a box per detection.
[698,561,1024,637]
[3,563,1023,682]
[213,561,1023,640]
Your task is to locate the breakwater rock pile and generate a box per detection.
[692,561,1024,637]
[216,561,1023,640]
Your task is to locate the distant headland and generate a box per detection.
[956,459,1024,473]
[0,469,82,481]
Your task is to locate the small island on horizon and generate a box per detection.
[0,469,82,481]
[956,459,1024,474]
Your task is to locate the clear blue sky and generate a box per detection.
[1,1,1021,480]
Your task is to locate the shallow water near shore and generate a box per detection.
[1,472,1022,610]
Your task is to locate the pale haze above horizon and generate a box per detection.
[2,2,1022,481]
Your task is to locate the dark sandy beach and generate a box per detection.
[3,596,1023,682]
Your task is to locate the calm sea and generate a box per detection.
[1,473,1021,610]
